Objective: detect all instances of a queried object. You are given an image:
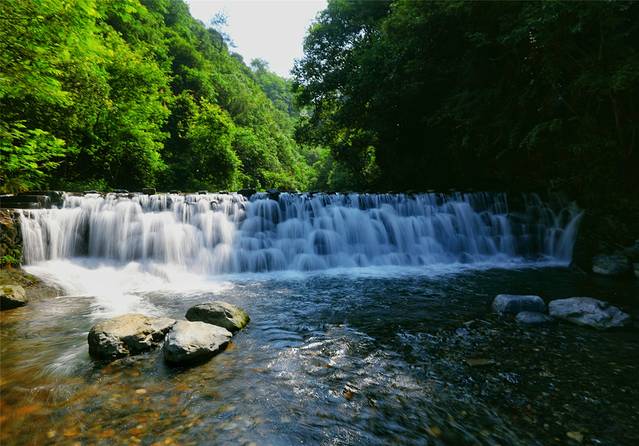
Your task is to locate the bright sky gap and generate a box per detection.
[185,0,327,77]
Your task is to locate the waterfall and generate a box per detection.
[19,192,582,272]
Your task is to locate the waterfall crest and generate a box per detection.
[20,192,582,272]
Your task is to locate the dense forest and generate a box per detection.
[295,0,639,196]
[1,0,638,197]
[0,0,324,193]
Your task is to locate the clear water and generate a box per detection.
[2,193,637,445]
[1,261,638,445]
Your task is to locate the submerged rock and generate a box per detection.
[548,297,631,330]
[592,254,632,276]
[516,311,553,326]
[88,314,175,359]
[0,284,27,310]
[185,301,250,333]
[163,320,232,365]
[492,294,546,315]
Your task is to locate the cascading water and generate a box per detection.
[19,192,582,273]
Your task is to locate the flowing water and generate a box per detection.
[1,192,638,445]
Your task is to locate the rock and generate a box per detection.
[0,285,27,310]
[592,254,631,276]
[88,314,175,359]
[621,240,639,262]
[238,188,256,198]
[492,294,546,315]
[633,263,639,279]
[185,301,250,333]
[465,358,495,367]
[0,209,22,267]
[566,431,584,443]
[548,297,631,330]
[163,320,232,365]
[142,188,156,195]
[515,311,554,326]
[266,188,280,201]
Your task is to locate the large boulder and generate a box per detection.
[0,285,27,310]
[88,314,175,359]
[548,297,631,330]
[185,301,250,333]
[516,311,554,326]
[163,320,232,365]
[492,294,546,315]
[592,254,632,276]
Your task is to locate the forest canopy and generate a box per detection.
[0,0,320,193]
[1,0,638,196]
[294,0,639,195]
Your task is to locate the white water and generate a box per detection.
[20,191,581,272]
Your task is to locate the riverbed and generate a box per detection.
[1,261,637,445]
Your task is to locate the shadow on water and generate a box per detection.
[1,265,638,445]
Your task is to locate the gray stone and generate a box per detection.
[185,301,250,333]
[88,314,175,359]
[0,285,27,310]
[633,263,639,279]
[492,294,546,315]
[163,320,232,365]
[592,254,632,276]
[516,311,554,326]
[548,297,631,330]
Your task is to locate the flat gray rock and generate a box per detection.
[88,314,175,359]
[592,254,631,276]
[548,297,631,330]
[516,311,553,326]
[185,301,250,333]
[492,294,545,315]
[163,320,232,365]
[0,284,27,310]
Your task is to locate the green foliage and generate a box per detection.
[187,102,239,190]
[0,122,67,193]
[295,0,639,195]
[1,0,316,193]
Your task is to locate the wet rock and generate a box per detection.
[185,301,250,333]
[88,314,175,359]
[163,320,232,365]
[592,254,632,276]
[238,188,256,198]
[548,297,631,330]
[266,188,280,201]
[516,311,553,326]
[492,294,545,315]
[0,284,27,310]
[142,188,156,195]
[465,358,495,367]
[621,240,639,262]
[633,263,639,279]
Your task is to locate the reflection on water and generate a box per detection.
[1,262,638,445]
